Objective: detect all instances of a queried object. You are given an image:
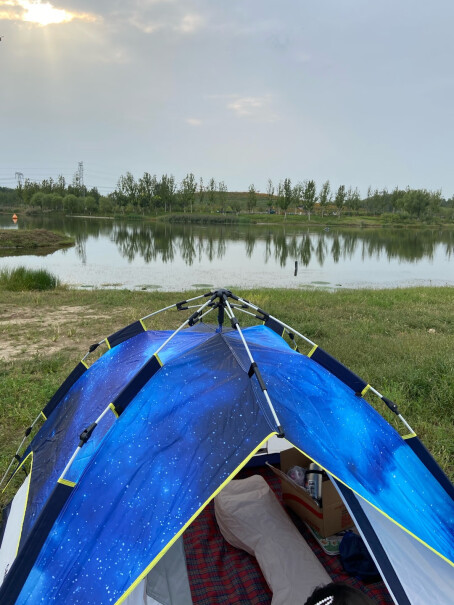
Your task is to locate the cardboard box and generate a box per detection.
[269,448,353,537]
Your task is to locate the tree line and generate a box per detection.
[1,172,453,220]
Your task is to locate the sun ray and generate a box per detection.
[0,0,97,26]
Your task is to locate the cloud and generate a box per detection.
[128,15,163,34]
[186,118,203,126]
[175,13,204,34]
[226,95,279,122]
[0,0,97,26]
[128,11,205,35]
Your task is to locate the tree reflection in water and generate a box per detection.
[101,223,454,268]
[8,216,454,276]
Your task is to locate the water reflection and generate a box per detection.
[99,224,453,269]
[2,216,453,287]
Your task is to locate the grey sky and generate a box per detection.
[1,0,453,196]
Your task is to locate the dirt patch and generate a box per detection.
[0,305,123,362]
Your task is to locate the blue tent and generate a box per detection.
[1,289,453,604]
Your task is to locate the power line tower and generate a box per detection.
[73,161,85,196]
[77,161,84,188]
[15,172,24,187]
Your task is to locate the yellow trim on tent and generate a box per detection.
[307,344,318,358]
[16,453,33,555]
[40,411,47,421]
[154,353,163,367]
[361,384,371,397]
[81,359,89,369]
[115,432,278,605]
[11,452,34,556]
[289,442,454,569]
[57,478,76,488]
[402,433,417,440]
[139,319,147,331]
[104,338,112,350]
[109,403,119,418]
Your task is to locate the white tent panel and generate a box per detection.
[0,475,31,587]
[351,491,454,605]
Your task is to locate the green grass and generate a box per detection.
[0,266,61,291]
[0,228,74,252]
[0,286,453,500]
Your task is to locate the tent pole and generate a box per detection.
[152,296,216,358]
[141,292,212,322]
[232,295,415,434]
[223,298,285,437]
[1,413,43,490]
[232,295,317,348]
[81,293,215,362]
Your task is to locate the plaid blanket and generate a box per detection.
[183,465,393,605]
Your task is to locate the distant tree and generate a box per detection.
[429,189,442,216]
[87,186,100,204]
[266,178,275,210]
[334,185,346,216]
[181,173,197,213]
[30,191,45,211]
[22,179,40,204]
[15,180,24,203]
[318,180,331,217]
[207,178,217,211]
[63,194,80,214]
[55,175,66,196]
[198,177,205,209]
[40,177,54,194]
[346,186,361,214]
[218,181,228,213]
[401,189,432,218]
[247,184,257,213]
[49,193,63,211]
[116,172,138,212]
[292,182,303,214]
[41,193,54,211]
[390,187,406,213]
[276,181,284,214]
[302,179,318,221]
[160,174,177,213]
[231,196,242,214]
[138,172,154,214]
[84,195,97,215]
[279,178,292,217]
[99,196,114,215]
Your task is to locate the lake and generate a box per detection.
[0,215,453,291]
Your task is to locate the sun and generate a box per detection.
[21,1,74,26]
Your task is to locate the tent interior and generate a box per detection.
[1,289,453,605]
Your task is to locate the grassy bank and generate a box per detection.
[0,267,60,291]
[0,286,453,494]
[156,211,454,228]
[0,228,74,256]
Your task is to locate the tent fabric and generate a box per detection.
[337,482,454,605]
[0,476,30,584]
[1,294,453,605]
[13,330,275,604]
[214,475,331,604]
[122,537,192,605]
[17,327,217,550]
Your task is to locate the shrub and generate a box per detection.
[0,267,60,291]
